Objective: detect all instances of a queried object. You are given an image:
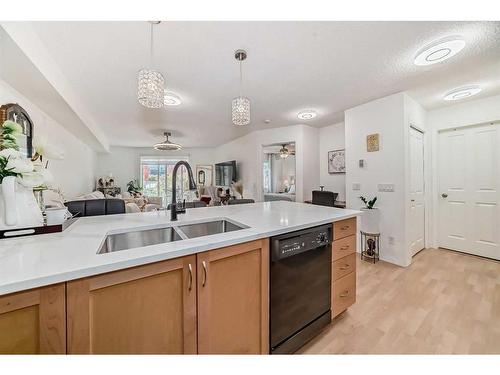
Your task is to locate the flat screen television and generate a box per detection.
[215,160,237,186]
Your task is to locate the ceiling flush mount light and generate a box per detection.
[153,132,182,151]
[138,21,165,109]
[444,85,482,101]
[279,144,290,159]
[297,110,317,120]
[164,91,182,106]
[232,49,251,126]
[414,36,466,66]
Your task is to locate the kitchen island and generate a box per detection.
[0,201,360,354]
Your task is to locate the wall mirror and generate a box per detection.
[0,103,34,158]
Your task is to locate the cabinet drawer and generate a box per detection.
[333,218,356,240]
[332,235,356,261]
[332,272,356,318]
[332,253,356,281]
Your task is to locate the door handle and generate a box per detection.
[441,193,448,198]
[188,263,193,291]
[202,261,207,287]
[340,290,350,298]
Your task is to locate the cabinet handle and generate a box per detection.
[202,261,207,287]
[188,263,193,291]
[340,246,349,251]
[341,226,350,230]
[340,290,350,298]
[339,264,350,270]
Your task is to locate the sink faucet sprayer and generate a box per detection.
[170,161,197,221]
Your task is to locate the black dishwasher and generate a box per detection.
[270,224,332,354]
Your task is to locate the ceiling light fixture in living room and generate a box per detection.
[153,132,182,151]
[279,144,290,159]
[137,21,165,109]
[232,49,251,126]
[297,110,317,120]
[164,91,182,106]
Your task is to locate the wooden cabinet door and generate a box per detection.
[0,284,66,354]
[67,255,197,354]
[197,239,269,354]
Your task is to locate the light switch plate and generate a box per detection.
[352,183,361,190]
[378,183,395,192]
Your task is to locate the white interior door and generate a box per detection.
[438,123,500,260]
[409,127,425,256]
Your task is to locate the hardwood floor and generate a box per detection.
[299,248,500,354]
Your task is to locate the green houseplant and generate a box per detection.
[359,196,377,209]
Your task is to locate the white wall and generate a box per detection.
[95,146,215,192]
[214,124,320,202]
[427,93,500,248]
[427,94,500,132]
[345,93,408,266]
[0,79,96,198]
[319,122,346,201]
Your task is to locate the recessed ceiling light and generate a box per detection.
[444,85,482,101]
[414,37,466,66]
[164,91,182,106]
[297,110,317,120]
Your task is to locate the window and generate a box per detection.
[140,156,193,205]
[263,154,272,193]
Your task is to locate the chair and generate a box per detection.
[65,199,126,217]
[227,199,255,205]
[311,191,338,207]
[126,202,142,213]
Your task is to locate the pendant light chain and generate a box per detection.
[231,49,251,126]
[150,22,153,67]
[239,58,243,98]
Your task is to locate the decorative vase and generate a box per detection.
[0,176,44,230]
[360,207,380,234]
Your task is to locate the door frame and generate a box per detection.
[408,124,427,258]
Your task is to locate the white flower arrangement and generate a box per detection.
[1,120,64,188]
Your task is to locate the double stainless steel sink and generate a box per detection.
[98,219,248,254]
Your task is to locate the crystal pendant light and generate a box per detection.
[232,50,251,126]
[138,21,165,108]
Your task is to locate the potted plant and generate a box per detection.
[359,196,379,234]
[127,180,143,197]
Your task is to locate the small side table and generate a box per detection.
[360,231,380,263]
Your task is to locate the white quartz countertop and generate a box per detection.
[0,201,360,296]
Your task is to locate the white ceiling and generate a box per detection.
[13,21,500,148]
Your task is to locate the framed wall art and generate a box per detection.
[367,133,380,152]
[328,149,345,174]
[196,165,213,186]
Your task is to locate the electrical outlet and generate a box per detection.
[352,183,361,191]
[378,183,395,192]
[388,236,395,245]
